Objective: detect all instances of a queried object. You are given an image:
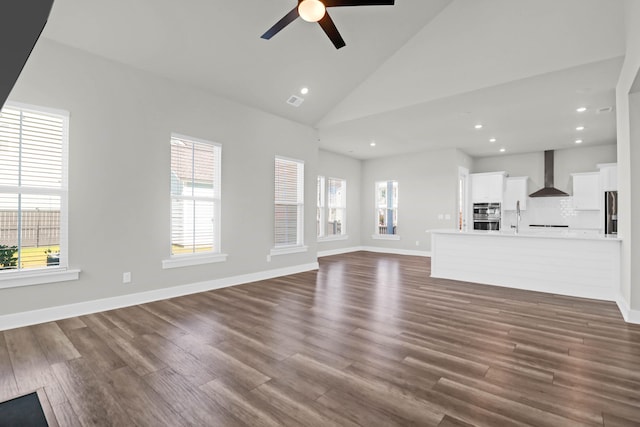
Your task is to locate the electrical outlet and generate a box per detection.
[438,214,444,220]
[445,213,451,220]
[415,240,420,246]
[123,272,131,283]
[266,255,271,262]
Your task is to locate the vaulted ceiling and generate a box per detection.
[41,0,625,159]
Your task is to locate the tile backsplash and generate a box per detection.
[502,197,601,231]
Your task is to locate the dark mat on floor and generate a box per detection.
[0,392,48,427]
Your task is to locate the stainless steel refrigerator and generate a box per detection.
[605,191,618,235]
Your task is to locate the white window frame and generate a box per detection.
[318,176,348,242]
[317,176,325,238]
[0,102,79,289]
[373,180,400,240]
[271,156,307,256]
[162,133,226,269]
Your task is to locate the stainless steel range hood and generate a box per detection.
[529,150,569,197]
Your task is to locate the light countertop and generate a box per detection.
[429,228,621,242]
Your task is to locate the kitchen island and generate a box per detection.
[430,229,621,301]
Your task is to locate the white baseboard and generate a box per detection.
[318,246,431,258]
[317,246,364,257]
[0,262,319,332]
[361,246,431,257]
[615,292,640,324]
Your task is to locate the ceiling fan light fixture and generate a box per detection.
[298,0,326,23]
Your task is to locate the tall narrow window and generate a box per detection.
[169,134,221,257]
[327,178,346,237]
[0,103,69,273]
[317,176,325,238]
[375,180,398,236]
[274,157,304,248]
[317,176,347,239]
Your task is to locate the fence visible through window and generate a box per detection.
[0,103,68,271]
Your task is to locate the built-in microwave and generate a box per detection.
[473,202,501,230]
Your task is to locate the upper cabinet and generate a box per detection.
[598,163,617,191]
[503,177,528,210]
[572,172,600,210]
[470,172,506,203]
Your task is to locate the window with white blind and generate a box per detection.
[0,103,78,287]
[317,176,347,240]
[272,156,306,255]
[374,180,399,239]
[163,134,225,269]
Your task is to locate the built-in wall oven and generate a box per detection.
[473,202,501,230]
[605,191,618,235]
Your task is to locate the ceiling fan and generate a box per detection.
[261,0,395,49]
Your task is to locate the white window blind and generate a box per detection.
[170,134,221,256]
[0,103,68,272]
[275,157,304,247]
[376,180,398,235]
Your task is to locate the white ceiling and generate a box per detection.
[40,0,626,159]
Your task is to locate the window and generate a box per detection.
[164,134,225,268]
[273,156,305,254]
[374,180,398,238]
[317,176,346,240]
[317,176,325,238]
[0,103,76,283]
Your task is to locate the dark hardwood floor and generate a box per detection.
[1,251,640,426]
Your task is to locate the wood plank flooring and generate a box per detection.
[1,251,640,426]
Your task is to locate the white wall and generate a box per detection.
[616,0,640,318]
[1,39,319,316]
[360,148,469,254]
[317,150,362,254]
[473,144,617,193]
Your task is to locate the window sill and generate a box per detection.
[162,253,228,269]
[270,245,308,256]
[318,235,349,242]
[0,268,81,290]
[371,234,401,241]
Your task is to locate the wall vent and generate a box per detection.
[596,106,613,114]
[286,95,304,107]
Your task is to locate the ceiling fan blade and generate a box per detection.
[318,12,346,49]
[261,7,299,40]
[323,0,394,7]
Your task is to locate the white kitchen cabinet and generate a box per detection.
[470,172,506,203]
[503,177,528,210]
[598,163,617,191]
[572,172,600,210]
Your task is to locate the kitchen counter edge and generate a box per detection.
[428,229,621,241]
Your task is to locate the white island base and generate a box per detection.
[430,230,621,301]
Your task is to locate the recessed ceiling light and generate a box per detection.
[576,107,587,113]
[489,138,496,143]
[575,139,583,144]
[370,141,376,147]
[300,87,309,95]
[474,124,483,129]
[576,126,585,131]
[499,148,506,152]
